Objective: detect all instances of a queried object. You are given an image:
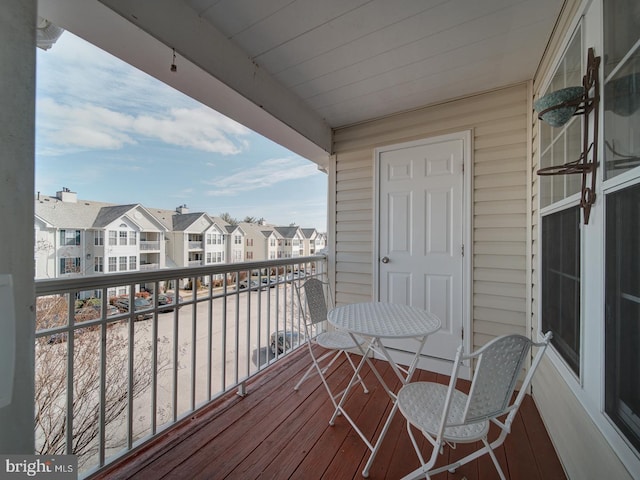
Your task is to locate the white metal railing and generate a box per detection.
[188,260,202,266]
[139,241,160,250]
[188,241,202,249]
[34,255,326,477]
[139,263,159,271]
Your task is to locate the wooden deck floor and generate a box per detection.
[91,345,566,480]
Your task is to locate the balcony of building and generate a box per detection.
[34,255,565,479]
[89,344,565,480]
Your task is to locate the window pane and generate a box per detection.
[605,182,640,452]
[542,206,581,375]
[539,24,583,206]
[604,52,640,179]
[603,0,640,78]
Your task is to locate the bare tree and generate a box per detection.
[34,296,171,468]
[219,212,238,225]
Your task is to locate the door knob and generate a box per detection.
[381,256,390,263]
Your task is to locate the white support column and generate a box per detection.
[0,0,37,453]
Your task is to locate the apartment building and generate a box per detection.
[273,226,304,258]
[35,191,324,280]
[35,189,168,279]
[239,222,280,262]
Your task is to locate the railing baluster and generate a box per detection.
[172,283,179,422]
[207,281,213,401]
[191,281,197,412]
[221,276,228,392]
[99,289,107,467]
[151,280,158,436]
[66,291,74,455]
[127,283,135,450]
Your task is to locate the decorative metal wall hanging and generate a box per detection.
[535,48,601,224]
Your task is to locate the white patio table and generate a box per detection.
[327,302,441,478]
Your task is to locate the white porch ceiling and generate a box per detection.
[38,0,564,164]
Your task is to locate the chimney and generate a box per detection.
[176,204,189,214]
[56,187,77,203]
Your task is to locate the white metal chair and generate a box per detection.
[397,332,552,480]
[294,278,368,408]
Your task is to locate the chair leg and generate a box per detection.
[399,423,441,480]
[293,362,316,391]
[427,434,508,479]
[344,351,368,393]
[294,347,341,391]
[482,437,506,480]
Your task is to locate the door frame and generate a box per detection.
[373,130,473,374]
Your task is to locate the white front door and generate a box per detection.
[376,132,469,375]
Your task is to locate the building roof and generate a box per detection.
[171,212,211,232]
[301,228,317,239]
[274,226,301,239]
[35,195,115,229]
[93,204,139,228]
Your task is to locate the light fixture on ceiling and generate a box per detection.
[36,17,64,51]
[170,48,177,72]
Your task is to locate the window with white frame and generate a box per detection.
[108,231,117,246]
[129,231,137,246]
[119,231,127,245]
[129,256,137,270]
[119,256,127,271]
[108,257,117,272]
[59,257,81,274]
[60,229,81,246]
[94,231,104,246]
[603,0,640,454]
[539,24,583,377]
[94,256,103,273]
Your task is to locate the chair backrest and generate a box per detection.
[464,335,531,423]
[443,332,552,428]
[297,278,332,326]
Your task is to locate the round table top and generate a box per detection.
[327,302,441,338]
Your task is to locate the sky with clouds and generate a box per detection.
[35,31,327,231]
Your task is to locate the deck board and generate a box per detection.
[90,345,566,480]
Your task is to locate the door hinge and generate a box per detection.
[461,327,464,340]
[461,244,464,257]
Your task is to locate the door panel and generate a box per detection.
[378,135,465,364]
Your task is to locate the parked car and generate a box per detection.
[74,304,120,322]
[238,279,260,290]
[149,292,183,312]
[112,296,153,320]
[270,330,302,354]
[49,304,120,344]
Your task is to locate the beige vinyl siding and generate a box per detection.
[332,83,529,351]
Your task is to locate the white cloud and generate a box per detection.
[133,107,249,154]
[37,98,250,155]
[204,157,321,196]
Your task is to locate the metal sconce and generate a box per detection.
[535,48,601,224]
[170,48,177,72]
